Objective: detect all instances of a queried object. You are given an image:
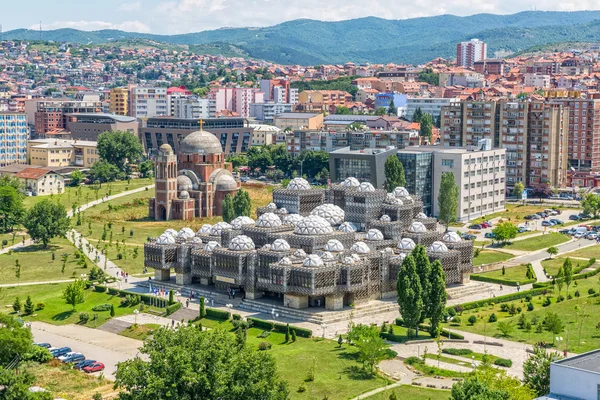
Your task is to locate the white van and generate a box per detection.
[570,226,588,236]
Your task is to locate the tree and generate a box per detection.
[438,172,459,230]
[396,255,423,336]
[114,327,288,400]
[383,156,406,192]
[496,321,514,337]
[222,194,235,223]
[199,297,206,318]
[0,174,23,192]
[544,312,564,344]
[523,345,561,396]
[452,364,535,400]
[547,246,558,259]
[512,182,525,200]
[110,304,116,317]
[411,245,432,322]
[233,189,251,218]
[555,267,564,297]
[0,186,24,233]
[12,297,21,313]
[88,160,120,184]
[419,113,434,143]
[62,279,86,310]
[168,290,174,306]
[23,296,34,315]
[139,160,154,178]
[412,107,423,123]
[23,199,70,247]
[375,107,387,116]
[417,68,440,86]
[69,170,85,187]
[531,183,552,202]
[349,324,389,375]
[335,106,352,115]
[0,367,53,400]
[0,314,34,366]
[492,222,518,244]
[388,98,397,115]
[581,193,600,218]
[97,131,144,172]
[563,257,573,297]
[428,260,447,337]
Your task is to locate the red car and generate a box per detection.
[83,362,105,373]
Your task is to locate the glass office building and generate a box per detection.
[396,150,433,215]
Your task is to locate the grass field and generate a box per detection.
[473,250,514,266]
[502,233,570,251]
[366,385,450,400]
[471,263,533,284]
[449,277,600,353]
[471,204,563,225]
[563,245,600,259]
[119,323,161,341]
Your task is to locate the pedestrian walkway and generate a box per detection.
[0,279,74,287]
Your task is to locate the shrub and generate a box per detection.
[79,313,90,323]
[443,348,473,356]
[527,302,534,311]
[500,304,509,312]
[575,290,580,298]
[23,346,53,363]
[205,308,230,320]
[525,294,532,302]
[94,285,107,292]
[247,317,312,338]
[516,306,522,313]
[297,383,306,393]
[589,288,596,295]
[543,297,552,307]
[166,302,182,316]
[452,316,461,325]
[468,315,477,325]
[488,313,497,323]
[493,358,513,367]
[258,341,272,351]
[110,304,115,317]
[36,302,45,310]
[92,303,112,312]
[447,308,457,317]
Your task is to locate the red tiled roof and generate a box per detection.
[15,167,53,180]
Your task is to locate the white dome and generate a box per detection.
[256,212,282,228]
[229,235,255,251]
[210,221,232,236]
[191,237,203,244]
[279,257,293,266]
[156,233,176,245]
[294,215,334,235]
[429,241,449,252]
[403,195,413,202]
[351,253,361,262]
[392,253,406,262]
[303,254,324,267]
[266,202,277,210]
[262,244,272,250]
[409,222,427,233]
[366,229,384,241]
[324,239,345,252]
[383,247,395,255]
[310,203,345,226]
[397,238,416,251]
[230,216,255,230]
[351,242,371,254]
[380,214,391,222]
[392,187,410,198]
[283,214,304,226]
[416,212,428,219]
[357,182,375,192]
[197,224,212,234]
[338,222,358,233]
[287,177,311,190]
[343,256,356,265]
[164,229,178,238]
[321,251,335,261]
[177,227,195,239]
[179,190,190,199]
[443,232,462,243]
[204,241,220,252]
[271,239,291,252]
[177,175,193,191]
[342,177,360,187]
[279,208,288,215]
[293,249,307,258]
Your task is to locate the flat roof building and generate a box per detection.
[273,112,324,131]
[541,349,600,400]
[65,113,139,141]
[0,112,28,167]
[28,138,98,168]
[329,146,397,189]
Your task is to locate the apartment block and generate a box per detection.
[0,112,28,167]
[109,87,129,116]
[456,38,487,67]
[129,87,168,119]
[296,90,352,113]
[259,79,298,104]
[65,113,138,141]
[28,138,98,168]
[28,99,102,134]
[249,102,293,122]
[208,88,264,118]
[406,97,458,121]
[170,97,214,119]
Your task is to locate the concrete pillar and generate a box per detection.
[325,294,344,311]
[200,278,210,286]
[176,272,192,285]
[154,268,170,281]
[245,291,264,300]
[283,294,308,309]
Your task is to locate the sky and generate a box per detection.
[2,0,599,34]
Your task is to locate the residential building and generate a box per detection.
[273,112,323,130]
[166,86,192,116]
[141,117,254,155]
[377,67,417,82]
[259,79,298,104]
[28,138,98,168]
[329,146,397,188]
[296,90,352,113]
[440,101,499,147]
[473,59,505,75]
[28,99,102,134]
[170,97,214,119]
[524,74,551,88]
[208,88,265,118]
[355,88,379,104]
[542,349,600,400]
[374,92,407,115]
[0,165,64,196]
[249,102,293,122]
[0,112,28,167]
[456,39,487,67]
[109,87,129,116]
[129,87,168,119]
[249,124,279,146]
[406,97,458,122]
[396,150,433,215]
[65,113,139,141]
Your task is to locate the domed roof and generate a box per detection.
[366,229,384,241]
[294,215,334,235]
[262,244,272,250]
[342,256,356,265]
[204,241,220,252]
[215,174,238,191]
[271,239,291,252]
[177,227,195,239]
[342,177,360,187]
[210,221,232,236]
[397,238,416,251]
[279,257,293,266]
[443,232,462,243]
[156,233,176,245]
[338,222,358,233]
[279,208,289,215]
[159,143,173,155]
[303,254,324,267]
[163,229,178,238]
[351,242,371,254]
[416,212,428,219]
[310,204,345,226]
[385,193,404,205]
[287,177,311,191]
[409,222,427,233]
[180,130,223,154]
[191,236,202,244]
[357,182,375,192]
[392,253,406,262]
[266,202,277,210]
[229,235,255,251]
[380,214,391,222]
[293,249,306,258]
[392,187,410,198]
[197,224,212,234]
[179,190,190,199]
[256,212,282,228]
[324,239,344,252]
[429,241,449,252]
[283,214,304,226]
[231,216,255,230]
[177,175,193,191]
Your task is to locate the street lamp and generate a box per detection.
[226,303,233,319]
[134,309,139,325]
[556,336,563,350]
[321,323,328,339]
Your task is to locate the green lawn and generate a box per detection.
[119,323,161,341]
[503,233,570,251]
[448,277,600,353]
[563,245,600,259]
[541,258,569,277]
[0,238,88,284]
[473,250,514,266]
[471,263,533,285]
[365,385,450,400]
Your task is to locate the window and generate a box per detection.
[441,159,454,167]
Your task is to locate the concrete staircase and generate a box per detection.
[446,282,491,299]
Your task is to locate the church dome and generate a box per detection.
[177,175,193,191]
[180,130,223,154]
[179,190,190,199]
[215,174,238,191]
[159,143,173,155]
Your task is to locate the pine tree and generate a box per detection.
[419,113,434,143]
[12,297,21,313]
[222,194,235,223]
[438,172,459,231]
[338,335,343,347]
[233,189,252,218]
[383,155,406,192]
[285,323,291,343]
[388,98,398,116]
[428,260,447,337]
[412,107,423,123]
[110,304,115,317]
[199,297,206,318]
[411,245,432,321]
[563,257,573,297]
[397,255,423,336]
[291,329,297,342]
[24,295,34,315]
[168,290,174,306]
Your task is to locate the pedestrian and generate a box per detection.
[186,299,189,308]
[227,288,231,299]
[171,319,175,327]
[211,298,214,307]
[287,299,290,308]
[232,289,235,299]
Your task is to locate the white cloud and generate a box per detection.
[118,1,142,12]
[33,20,151,33]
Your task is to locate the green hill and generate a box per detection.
[5,11,600,64]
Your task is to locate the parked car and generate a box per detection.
[83,362,105,373]
[569,215,581,221]
[541,221,554,227]
[579,213,591,219]
[59,352,85,364]
[74,360,97,370]
[469,224,483,230]
[34,343,51,349]
[574,232,585,239]
[524,215,536,220]
[461,234,477,240]
[549,219,564,225]
[240,177,248,183]
[559,229,571,235]
[481,222,493,228]
[484,232,496,239]
[50,347,71,358]
[586,233,598,240]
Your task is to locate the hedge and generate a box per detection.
[166,302,182,316]
[394,318,464,340]
[450,288,549,311]
[205,308,230,320]
[470,275,536,287]
[94,285,168,309]
[247,317,313,338]
[494,358,513,367]
[533,266,600,289]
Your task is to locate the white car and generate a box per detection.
[574,232,585,239]
[586,233,598,240]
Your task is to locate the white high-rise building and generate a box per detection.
[171,97,215,119]
[129,87,168,118]
[456,39,487,67]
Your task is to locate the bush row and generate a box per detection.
[247,317,312,338]
[450,288,549,311]
[470,275,536,287]
[94,285,168,308]
[533,266,600,289]
[493,358,513,367]
[205,308,230,320]
[166,302,182,316]
[394,318,464,340]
